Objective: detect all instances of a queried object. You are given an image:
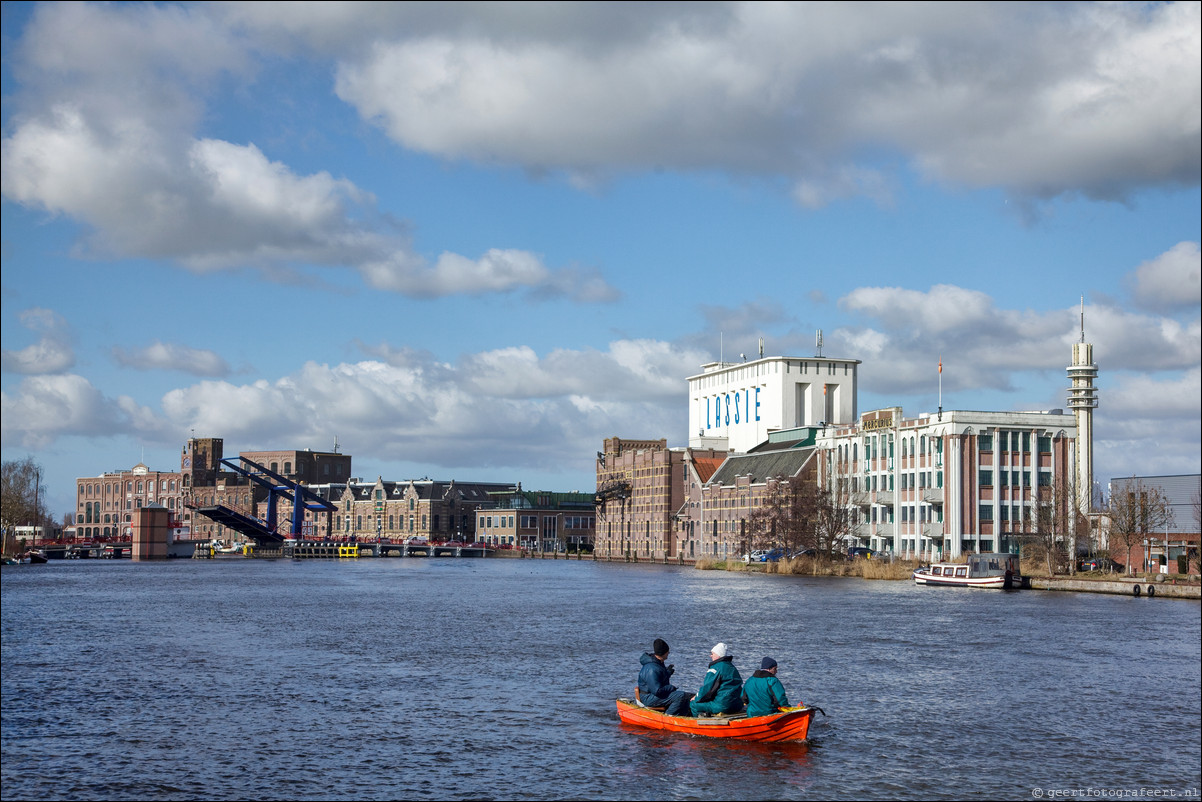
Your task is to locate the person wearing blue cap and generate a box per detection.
[741,656,792,717]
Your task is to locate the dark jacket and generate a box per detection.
[741,669,791,717]
[638,653,678,703]
[694,655,743,712]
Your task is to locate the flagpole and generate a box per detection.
[938,357,943,420]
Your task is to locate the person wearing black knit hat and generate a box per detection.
[637,638,694,716]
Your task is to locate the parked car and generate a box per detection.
[791,548,817,558]
[762,548,787,562]
[847,547,877,559]
[1079,557,1122,572]
[742,550,768,563]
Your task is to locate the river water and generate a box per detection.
[2,558,1199,801]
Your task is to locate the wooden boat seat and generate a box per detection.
[633,687,668,711]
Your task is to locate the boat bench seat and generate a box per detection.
[633,688,668,711]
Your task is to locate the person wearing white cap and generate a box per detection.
[689,642,744,717]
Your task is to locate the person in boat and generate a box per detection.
[638,638,694,716]
[689,642,744,717]
[741,656,791,717]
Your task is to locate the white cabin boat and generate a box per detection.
[913,553,1022,589]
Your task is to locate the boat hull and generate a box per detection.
[615,699,813,743]
[913,570,1008,588]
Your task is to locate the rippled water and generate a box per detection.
[2,558,1199,801]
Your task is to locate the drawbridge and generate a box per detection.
[193,457,337,546]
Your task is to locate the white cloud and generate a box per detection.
[0,308,75,375]
[0,336,697,472]
[328,2,1199,203]
[460,340,704,402]
[0,374,160,449]
[1095,368,1202,479]
[0,3,617,302]
[111,341,231,378]
[830,285,1199,396]
[1126,241,1202,313]
[156,344,690,471]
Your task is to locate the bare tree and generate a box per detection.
[742,469,858,561]
[1189,478,1200,575]
[2,456,52,548]
[1107,479,1173,576]
[745,478,790,553]
[1026,473,1075,576]
[812,476,860,558]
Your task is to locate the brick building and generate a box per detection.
[324,477,511,542]
[594,437,727,560]
[475,486,596,551]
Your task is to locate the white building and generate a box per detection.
[816,407,1078,559]
[688,355,860,453]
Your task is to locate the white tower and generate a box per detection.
[1066,298,1098,511]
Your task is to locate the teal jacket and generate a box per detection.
[694,655,743,712]
[741,670,791,717]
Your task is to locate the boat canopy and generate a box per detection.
[966,553,1020,577]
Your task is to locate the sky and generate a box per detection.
[2,1,1199,520]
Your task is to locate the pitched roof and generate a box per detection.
[707,447,815,487]
[692,456,725,483]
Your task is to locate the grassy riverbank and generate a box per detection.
[695,555,920,580]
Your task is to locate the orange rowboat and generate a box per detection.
[615,698,814,743]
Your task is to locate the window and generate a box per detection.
[979,434,993,451]
[1039,436,1051,452]
[979,504,993,521]
[979,469,993,487]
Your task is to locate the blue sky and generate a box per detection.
[3,1,1199,519]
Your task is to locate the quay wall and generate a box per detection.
[1029,577,1201,600]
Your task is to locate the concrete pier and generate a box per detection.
[1028,577,1201,599]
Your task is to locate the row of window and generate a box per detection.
[347,496,423,510]
[978,469,1052,487]
[80,499,184,522]
[80,479,179,495]
[979,433,1052,452]
[978,504,1039,522]
[333,513,472,532]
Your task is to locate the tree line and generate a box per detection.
[1,456,56,539]
[738,468,1198,576]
